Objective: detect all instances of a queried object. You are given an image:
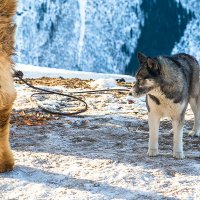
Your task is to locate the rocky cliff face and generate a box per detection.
[15,0,199,74]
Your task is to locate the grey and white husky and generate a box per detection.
[131,52,200,159]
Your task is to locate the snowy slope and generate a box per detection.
[15,0,142,74]
[15,0,200,74]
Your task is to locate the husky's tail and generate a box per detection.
[0,0,17,59]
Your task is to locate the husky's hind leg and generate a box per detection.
[189,97,200,137]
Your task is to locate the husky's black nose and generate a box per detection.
[129,91,133,96]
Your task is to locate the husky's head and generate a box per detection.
[131,52,162,97]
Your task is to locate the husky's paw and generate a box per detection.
[173,151,185,159]
[147,149,158,157]
[188,130,200,137]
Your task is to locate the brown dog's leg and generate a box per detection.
[0,107,14,172]
[0,0,17,172]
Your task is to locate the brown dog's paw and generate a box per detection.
[0,161,14,173]
[0,152,14,173]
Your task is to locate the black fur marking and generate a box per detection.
[146,95,150,112]
[147,67,160,77]
[149,94,160,105]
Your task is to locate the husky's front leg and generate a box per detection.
[147,112,160,157]
[172,119,185,159]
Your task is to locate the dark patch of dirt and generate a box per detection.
[15,77,93,89]
[14,77,132,90]
[11,109,60,126]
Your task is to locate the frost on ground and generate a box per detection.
[0,67,200,200]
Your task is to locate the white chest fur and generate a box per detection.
[147,88,186,119]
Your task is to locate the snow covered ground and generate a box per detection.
[0,65,199,200]
[15,63,134,82]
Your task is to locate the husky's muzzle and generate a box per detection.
[130,83,149,98]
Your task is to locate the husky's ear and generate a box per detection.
[137,52,147,63]
[147,58,159,70]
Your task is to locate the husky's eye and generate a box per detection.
[137,78,143,85]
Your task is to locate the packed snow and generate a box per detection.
[15,63,134,82]
[0,65,199,200]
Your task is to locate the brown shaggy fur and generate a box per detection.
[0,0,17,172]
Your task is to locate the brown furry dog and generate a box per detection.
[0,0,17,172]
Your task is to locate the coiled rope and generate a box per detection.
[14,70,131,116]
